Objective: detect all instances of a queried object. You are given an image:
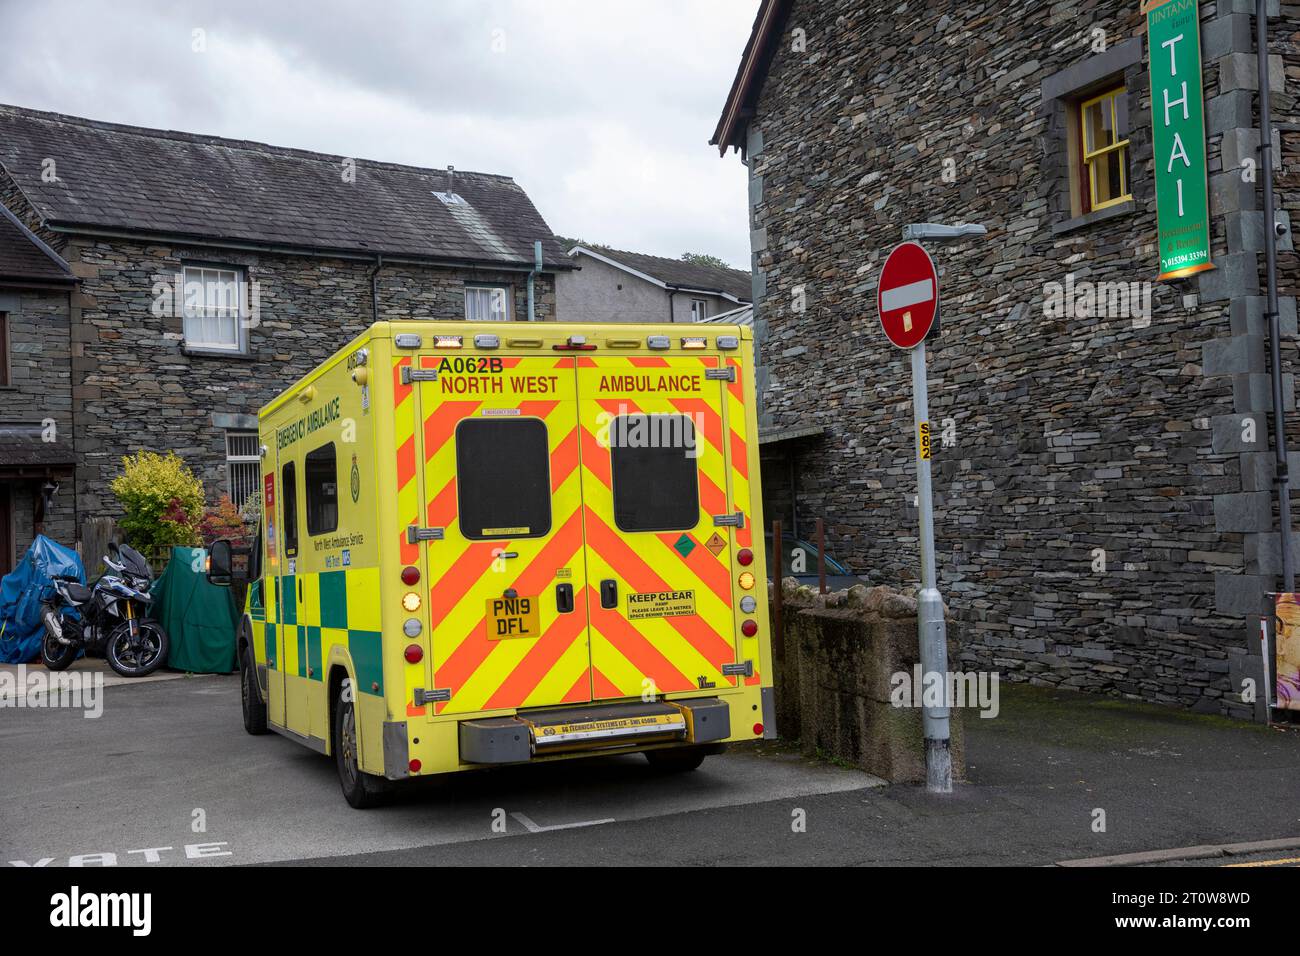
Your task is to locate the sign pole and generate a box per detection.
[910,339,951,793]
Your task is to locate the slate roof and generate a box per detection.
[563,240,752,301]
[0,202,75,286]
[0,423,76,469]
[0,105,573,271]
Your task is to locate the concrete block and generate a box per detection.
[1232,372,1296,413]
[1230,295,1298,337]
[1214,573,1272,615]
[1237,451,1300,492]
[1211,172,1258,217]
[1201,333,1265,375]
[1216,0,1279,16]
[1214,490,1273,532]
[1206,89,1253,135]
[1212,412,1266,453]
[1245,532,1300,576]
[1217,53,1281,95]
[1199,252,1260,303]
[1203,13,1251,61]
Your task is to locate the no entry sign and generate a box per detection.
[877,241,939,349]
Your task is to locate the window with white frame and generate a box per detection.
[690,298,709,322]
[226,431,261,509]
[464,285,511,321]
[183,265,245,351]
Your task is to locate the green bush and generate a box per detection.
[110,451,205,554]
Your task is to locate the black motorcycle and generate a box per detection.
[40,542,170,677]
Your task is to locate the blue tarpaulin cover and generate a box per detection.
[0,535,86,664]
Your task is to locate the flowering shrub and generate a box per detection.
[110,451,204,554]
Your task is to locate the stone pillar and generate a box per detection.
[1200,0,1293,721]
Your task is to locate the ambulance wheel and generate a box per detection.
[334,683,392,809]
[644,746,709,773]
[240,646,268,736]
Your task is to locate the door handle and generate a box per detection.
[555,582,574,614]
[298,579,303,602]
[600,579,618,609]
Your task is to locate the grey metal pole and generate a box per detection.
[1257,0,1294,593]
[910,340,951,793]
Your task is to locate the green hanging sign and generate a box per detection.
[1144,0,1215,281]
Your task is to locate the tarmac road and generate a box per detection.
[0,674,881,867]
[3,673,1300,867]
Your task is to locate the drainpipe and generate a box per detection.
[526,240,542,322]
[1257,0,1293,592]
[667,288,677,323]
[370,255,383,325]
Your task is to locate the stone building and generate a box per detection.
[0,202,77,575]
[556,241,752,323]
[712,0,1299,717]
[0,105,572,543]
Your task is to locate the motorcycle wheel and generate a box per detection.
[40,627,77,671]
[106,621,169,677]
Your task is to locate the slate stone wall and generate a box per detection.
[743,0,1297,715]
[0,167,559,525]
[0,287,77,556]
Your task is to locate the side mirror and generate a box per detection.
[207,540,234,587]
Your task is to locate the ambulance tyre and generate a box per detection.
[334,681,392,809]
[644,746,710,773]
[240,645,268,735]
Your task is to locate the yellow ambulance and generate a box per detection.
[207,321,774,807]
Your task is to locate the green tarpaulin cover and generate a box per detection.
[151,547,238,674]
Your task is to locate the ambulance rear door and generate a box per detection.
[575,354,743,700]
[408,351,593,716]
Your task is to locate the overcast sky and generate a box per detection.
[0,0,758,268]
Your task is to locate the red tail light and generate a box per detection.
[741,619,758,637]
[404,644,423,664]
[409,759,422,773]
[753,723,764,736]
[401,565,420,585]
[737,548,753,566]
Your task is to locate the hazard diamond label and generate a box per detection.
[705,532,727,557]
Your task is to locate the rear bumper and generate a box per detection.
[459,697,731,765]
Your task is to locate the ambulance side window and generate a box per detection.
[305,442,339,536]
[610,414,700,533]
[456,419,551,540]
[281,462,298,557]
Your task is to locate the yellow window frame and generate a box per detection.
[1080,87,1131,211]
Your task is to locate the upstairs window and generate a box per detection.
[465,285,510,321]
[1080,87,1131,212]
[183,265,245,351]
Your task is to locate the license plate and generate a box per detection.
[486,596,539,640]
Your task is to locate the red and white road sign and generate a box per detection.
[877,241,939,349]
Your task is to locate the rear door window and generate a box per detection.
[456,418,552,539]
[609,414,700,532]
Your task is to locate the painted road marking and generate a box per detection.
[510,812,615,833]
[1224,856,1300,868]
